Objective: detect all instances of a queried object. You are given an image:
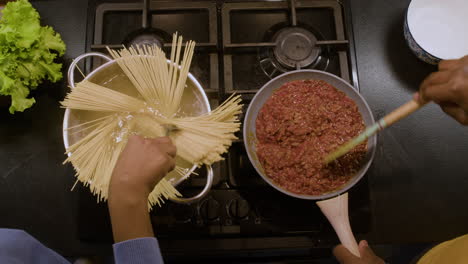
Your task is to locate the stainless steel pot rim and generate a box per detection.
[243,69,377,201]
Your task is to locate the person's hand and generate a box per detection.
[333,240,385,264]
[109,135,176,200]
[417,55,468,125]
[108,135,176,243]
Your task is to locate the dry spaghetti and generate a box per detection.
[62,33,242,209]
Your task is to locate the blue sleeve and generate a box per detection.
[0,229,70,264]
[113,237,164,264]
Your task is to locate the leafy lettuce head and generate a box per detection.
[0,0,66,113]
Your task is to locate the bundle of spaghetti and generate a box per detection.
[107,35,241,164]
[65,115,118,201]
[64,113,185,206]
[195,94,243,122]
[148,179,181,208]
[62,80,146,112]
[168,95,243,164]
[62,33,242,209]
[66,115,115,136]
[124,94,242,165]
[107,33,195,117]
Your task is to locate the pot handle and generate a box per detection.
[169,164,214,204]
[316,193,360,257]
[67,52,113,89]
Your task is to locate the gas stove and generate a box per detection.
[78,0,371,259]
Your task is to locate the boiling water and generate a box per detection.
[67,62,208,183]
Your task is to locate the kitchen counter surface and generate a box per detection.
[351,0,468,244]
[0,0,467,258]
[0,0,107,257]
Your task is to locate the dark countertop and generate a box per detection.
[0,0,467,258]
[0,0,100,257]
[351,0,468,244]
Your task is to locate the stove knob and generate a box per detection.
[199,198,220,222]
[169,203,194,223]
[228,199,250,219]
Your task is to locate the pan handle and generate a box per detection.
[68,52,113,89]
[316,193,360,257]
[169,165,214,204]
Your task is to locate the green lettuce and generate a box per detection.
[0,0,66,113]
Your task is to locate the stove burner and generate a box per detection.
[86,0,368,246]
[122,0,170,48]
[273,27,320,69]
[259,23,330,79]
[123,28,170,48]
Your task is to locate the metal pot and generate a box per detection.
[63,52,214,204]
[243,70,376,256]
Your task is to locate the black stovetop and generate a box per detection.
[78,0,371,249]
[4,0,468,259]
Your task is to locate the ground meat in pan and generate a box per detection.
[255,79,367,195]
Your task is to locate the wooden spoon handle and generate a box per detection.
[324,99,425,163]
[316,193,360,257]
[383,99,422,126]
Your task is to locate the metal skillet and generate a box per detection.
[243,70,376,257]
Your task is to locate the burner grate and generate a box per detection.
[90,1,219,94]
[222,0,354,94]
[78,0,370,252]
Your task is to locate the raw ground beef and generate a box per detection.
[255,79,367,195]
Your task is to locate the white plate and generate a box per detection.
[408,0,468,60]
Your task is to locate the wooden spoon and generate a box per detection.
[317,193,360,256]
[324,99,426,164]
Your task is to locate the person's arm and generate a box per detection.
[108,135,176,263]
[0,229,70,264]
[417,55,468,125]
[108,185,154,243]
